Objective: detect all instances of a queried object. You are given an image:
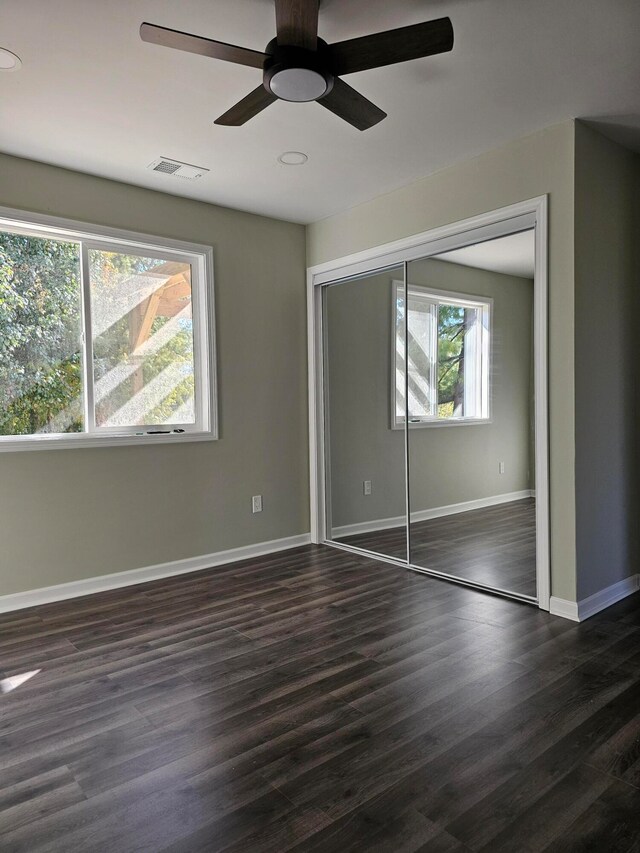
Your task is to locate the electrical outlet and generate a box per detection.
[499,462,505,474]
[252,495,263,513]
[363,480,372,496]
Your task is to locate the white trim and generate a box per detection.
[331,491,534,538]
[307,203,538,284]
[578,575,640,620]
[307,196,550,609]
[79,242,96,433]
[0,533,311,614]
[0,204,218,450]
[550,574,640,623]
[307,270,325,544]
[0,431,218,452]
[0,204,213,257]
[393,418,496,431]
[532,200,550,611]
[548,597,580,621]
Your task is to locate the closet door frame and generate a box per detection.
[307,196,550,611]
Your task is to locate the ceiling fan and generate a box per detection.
[140,1,454,131]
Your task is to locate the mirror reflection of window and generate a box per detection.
[394,283,490,427]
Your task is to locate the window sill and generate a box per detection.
[392,418,492,430]
[0,431,218,453]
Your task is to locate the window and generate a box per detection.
[393,282,490,427]
[0,209,215,450]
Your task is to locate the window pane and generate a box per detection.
[437,303,465,417]
[0,231,83,436]
[437,304,480,418]
[394,290,405,420]
[88,250,196,428]
[406,293,435,420]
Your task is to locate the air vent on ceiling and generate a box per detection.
[147,157,209,180]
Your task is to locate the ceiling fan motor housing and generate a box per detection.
[263,37,334,102]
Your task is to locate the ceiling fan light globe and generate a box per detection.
[269,67,329,102]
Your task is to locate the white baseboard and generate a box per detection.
[0,533,311,614]
[577,574,640,620]
[548,597,580,621]
[550,574,640,622]
[332,514,406,539]
[332,490,534,539]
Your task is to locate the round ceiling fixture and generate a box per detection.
[269,67,328,102]
[0,48,22,71]
[277,151,308,166]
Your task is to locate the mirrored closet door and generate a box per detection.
[319,223,541,604]
[323,266,407,562]
[406,231,536,597]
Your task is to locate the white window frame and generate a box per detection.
[391,281,491,429]
[0,205,217,452]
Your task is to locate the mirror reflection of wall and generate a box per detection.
[324,267,407,561]
[406,231,536,596]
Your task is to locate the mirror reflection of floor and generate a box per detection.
[334,498,536,598]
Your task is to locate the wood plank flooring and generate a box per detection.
[336,498,537,596]
[1,544,639,852]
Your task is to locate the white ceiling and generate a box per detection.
[436,230,535,278]
[1,0,639,224]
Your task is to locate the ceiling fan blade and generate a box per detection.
[318,78,386,131]
[328,17,454,76]
[214,86,277,126]
[275,0,319,50]
[140,23,267,69]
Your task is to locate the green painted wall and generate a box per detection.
[0,153,309,595]
[574,122,640,599]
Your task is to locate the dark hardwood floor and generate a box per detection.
[336,498,537,597]
[1,544,639,852]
